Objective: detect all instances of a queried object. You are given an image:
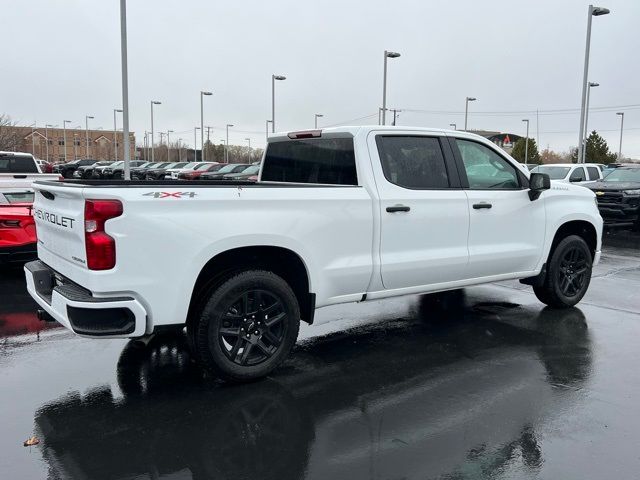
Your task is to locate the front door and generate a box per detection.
[368,132,470,290]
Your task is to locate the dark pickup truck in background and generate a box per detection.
[588,165,640,231]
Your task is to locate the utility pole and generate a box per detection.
[616,112,624,160]
[522,119,530,165]
[205,126,212,161]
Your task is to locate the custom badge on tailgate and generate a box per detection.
[143,192,197,199]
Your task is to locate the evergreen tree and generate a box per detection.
[570,131,617,164]
[511,137,540,164]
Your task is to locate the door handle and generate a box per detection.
[386,205,410,213]
[473,203,492,209]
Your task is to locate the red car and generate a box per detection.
[178,162,222,180]
[0,202,37,265]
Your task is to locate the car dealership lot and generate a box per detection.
[1,235,640,479]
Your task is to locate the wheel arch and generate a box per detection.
[187,245,315,326]
[550,220,598,260]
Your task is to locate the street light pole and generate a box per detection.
[200,91,212,162]
[616,112,624,160]
[522,119,530,165]
[271,75,286,132]
[63,120,71,162]
[449,123,457,130]
[73,134,78,160]
[314,114,324,129]
[225,124,234,163]
[150,100,161,162]
[113,108,122,162]
[583,82,599,160]
[245,137,251,162]
[45,124,56,162]
[119,0,132,178]
[265,120,272,143]
[194,127,200,162]
[381,50,401,126]
[577,4,610,164]
[167,130,173,162]
[85,115,94,158]
[464,97,476,131]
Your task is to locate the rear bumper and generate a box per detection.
[0,243,37,265]
[24,260,147,338]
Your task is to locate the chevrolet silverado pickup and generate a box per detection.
[0,151,61,191]
[24,126,603,381]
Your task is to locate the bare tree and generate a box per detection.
[0,114,21,151]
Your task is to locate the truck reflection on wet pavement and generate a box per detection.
[2,241,640,479]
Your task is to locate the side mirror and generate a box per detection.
[528,172,550,201]
[569,176,581,183]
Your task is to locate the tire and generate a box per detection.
[191,270,300,382]
[533,235,592,308]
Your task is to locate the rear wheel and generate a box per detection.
[533,235,592,308]
[191,270,300,382]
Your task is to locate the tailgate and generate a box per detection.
[0,173,60,189]
[32,183,87,268]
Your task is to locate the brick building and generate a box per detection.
[5,126,135,164]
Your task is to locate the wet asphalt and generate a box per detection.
[1,234,639,480]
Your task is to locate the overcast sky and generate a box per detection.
[4,0,640,156]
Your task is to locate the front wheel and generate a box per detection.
[191,270,300,382]
[533,235,592,308]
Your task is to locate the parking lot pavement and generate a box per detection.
[1,243,639,480]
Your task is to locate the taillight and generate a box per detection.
[84,200,123,270]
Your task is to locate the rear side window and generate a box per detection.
[375,136,450,189]
[0,155,38,173]
[569,167,585,182]
[262,138,357,185]
[587,166,600,180]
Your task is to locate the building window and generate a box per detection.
[58,137,65,146]
[74,138,81,146]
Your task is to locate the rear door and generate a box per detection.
[586,165,602,181]
[450,137,545,278]
[368,132,469,290]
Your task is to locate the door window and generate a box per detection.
[455,139,520,189]
[569,167,586,182]
[586,166,600,180]
[375,136,450,189]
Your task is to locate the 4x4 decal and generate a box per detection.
[143,192,197,199]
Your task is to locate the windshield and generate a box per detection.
[531,166,571,180]
[181,162,198,170]
[0,154,38,173]
[110,161,124,168]
[2,191,35,204]
[241,165,260,174]
[171,162,188,169]
[195,163,213,170]
[603,168,640,182]
[217,164,240,173]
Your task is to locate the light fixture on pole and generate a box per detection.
[616,112,624,160]
[225,124,234,163]
[194,127,200,162]
[200,91,212,162]
[577,4,610,164]
[113,108,123,162]
[464,97,476,131]
[449,123,457,131]
[271,75,286,132]
[150,100,161,162]
[381,50,401,126]
[245,137,251,162]
[63,120,72,162]
[314,114,324,129]
[85,115,94,158]
[167,130,174,162]
[522,119,530,165]
[583,82,599,159]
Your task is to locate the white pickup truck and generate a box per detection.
[0,151,61,203]
[25,127,603,381]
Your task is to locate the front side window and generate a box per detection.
[569,167,585,182]
[375,136,450,189]
[456,139,520,189]
[262,137,357,185]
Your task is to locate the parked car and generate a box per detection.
[53,159,98,178]
[73,161,111,179]
[101,161,124,179]
[145,162,177,180]
[26,126,602,383]
[89,161,115,179]
[529,163,602,184]
[178,163,222,180]
[587,165,640,230]
[199,163,251,180]
[0,151,61,190]
[36,159,53,173]
[159,162,189,180]
[130,162,157,180]
[111,161,148,179]
[166,162,201,179]
[222,164,260,181]
[0,193,36,265]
